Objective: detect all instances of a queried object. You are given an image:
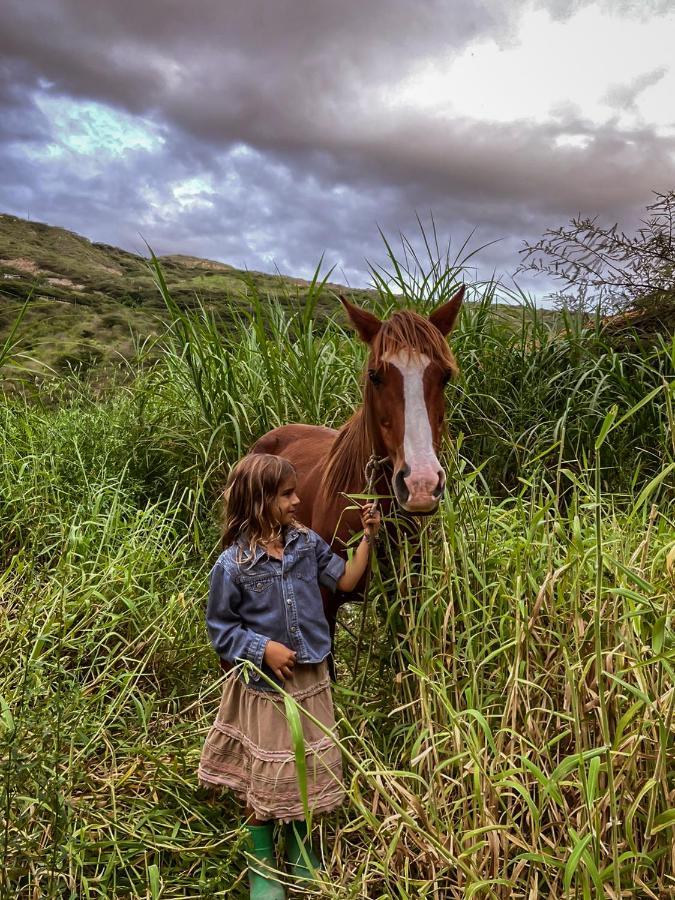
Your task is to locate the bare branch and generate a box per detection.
[517,191,675,316]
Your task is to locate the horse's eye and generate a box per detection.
[441,370,453,386]
[368,369,382,385]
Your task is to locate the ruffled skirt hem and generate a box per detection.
[197,661,345,822]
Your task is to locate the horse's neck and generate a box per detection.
[332,405,376,491]
[319,404,372,527]
[329,407,391,499]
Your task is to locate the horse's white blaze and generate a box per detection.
[386,350,442,504]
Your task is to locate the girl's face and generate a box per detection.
[273,476,300,528]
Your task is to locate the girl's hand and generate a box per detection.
[361,503,382,541]
[263,640,297,681]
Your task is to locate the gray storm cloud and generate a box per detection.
[1,0,674,292]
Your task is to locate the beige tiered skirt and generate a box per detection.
[197,660,345,821]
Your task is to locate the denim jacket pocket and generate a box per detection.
[240,575,276,593]
[293,548,317,581]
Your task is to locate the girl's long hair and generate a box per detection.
[220,454,299,560]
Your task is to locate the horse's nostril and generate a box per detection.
[394,465,411,503]
[432,470,445,500]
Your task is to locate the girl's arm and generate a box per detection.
[206,562,270,680]
[336,503,381,592]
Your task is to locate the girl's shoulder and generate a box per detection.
[298,527,329,548]
[215,537,266,575]
[292,524,317,546]
[213,543,242,574]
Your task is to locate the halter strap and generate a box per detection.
[363,453,388,511]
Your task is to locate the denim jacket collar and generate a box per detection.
[235,525,303,564]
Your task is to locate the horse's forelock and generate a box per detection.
[371,310,457,373]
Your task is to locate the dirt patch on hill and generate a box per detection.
[93,264,124,277]
[0,257,40,275]
[46,277,85,290]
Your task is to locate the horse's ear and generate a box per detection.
[428,285,465,336]
[340,295,382,344]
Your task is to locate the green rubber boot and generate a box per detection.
[244,823,286,900]
[285,820,321,881]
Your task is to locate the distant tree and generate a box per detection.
[518,191,675,324]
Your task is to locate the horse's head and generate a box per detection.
[341,288,464,514]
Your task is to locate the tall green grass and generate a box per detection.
[333,466,674,896]
[1,241,674,897]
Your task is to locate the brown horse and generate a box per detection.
[250,287,464,640]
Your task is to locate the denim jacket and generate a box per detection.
[206,525,346,691]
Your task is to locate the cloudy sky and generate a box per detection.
[2,0,675,294]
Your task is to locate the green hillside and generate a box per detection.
[0,213,375,378]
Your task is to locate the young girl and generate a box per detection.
[198,453,381,898]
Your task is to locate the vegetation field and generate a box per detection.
[1,246,674,898]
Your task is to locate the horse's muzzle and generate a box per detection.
[393,464,445,512]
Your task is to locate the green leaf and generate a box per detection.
[148,863,161,899]
[651,809,675,834]
[0,696,15,738]
[626,779,657,853]
[563,833,593,892]
[546,747,607,798]
[630,463,675,518]
[594,404,618,449]
[459,708,497,753]
[586,755,600,809]
[604,673,652,707]
[613,384,666,431]
[653,616,667,655]
[284,694,310,824]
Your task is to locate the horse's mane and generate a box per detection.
[319,402,374,503]
[320,309,458,500]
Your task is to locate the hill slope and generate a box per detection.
[0,213,373,378]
